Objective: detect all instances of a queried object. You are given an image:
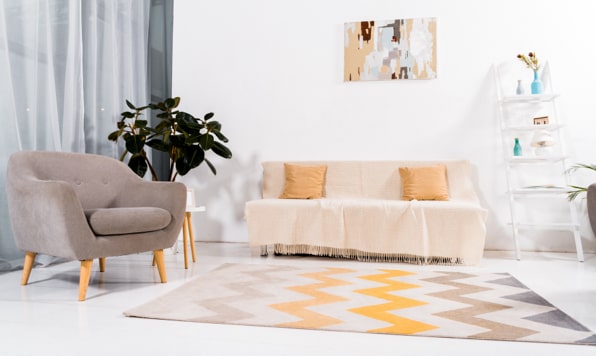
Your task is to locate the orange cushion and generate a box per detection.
[399,165,449,201]
[280,163,327,199]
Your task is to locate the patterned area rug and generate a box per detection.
[125,263,596,345]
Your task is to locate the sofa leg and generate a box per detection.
[78,260,93,301]
[21,251,37,285]
[99,257,106,272]
[153,250,167,283]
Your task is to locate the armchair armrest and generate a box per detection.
[587,183,596,236]
[115,178,187,233]
[7,179,96,260]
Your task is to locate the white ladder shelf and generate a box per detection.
[493,61,584,262]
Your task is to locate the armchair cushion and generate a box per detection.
[85,207,172,236]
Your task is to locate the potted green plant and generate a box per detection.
[566,163,596,201]
[566,163,596,236]
[108,97,232,181]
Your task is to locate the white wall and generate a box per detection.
[172,0,596,253]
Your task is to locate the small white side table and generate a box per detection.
[182,205,206,269]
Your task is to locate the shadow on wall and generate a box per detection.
[181,153,263,242]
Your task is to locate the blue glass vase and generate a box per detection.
[531,70,543,94]
[513,138,522,156]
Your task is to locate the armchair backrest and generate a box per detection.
[8,150,140,210]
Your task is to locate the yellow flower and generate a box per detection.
[517,52,540,71]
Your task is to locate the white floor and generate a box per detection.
[0,242,594,356]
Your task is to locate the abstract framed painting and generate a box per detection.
[344,18,437,81]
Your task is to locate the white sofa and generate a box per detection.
[245,160,487,265]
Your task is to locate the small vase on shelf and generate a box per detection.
[513,138,522,156]
[515,80,525,95]
[531,70,543,94]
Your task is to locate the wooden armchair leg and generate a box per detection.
[153,250,167,283]
[187,212,197,263]
[21,252,37,285]
[78,260,93,301]
[182,215,190,269]
[99,257,106,272]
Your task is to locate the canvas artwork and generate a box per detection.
[344,18,437,81]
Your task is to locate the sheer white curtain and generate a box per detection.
[0,0,151,271]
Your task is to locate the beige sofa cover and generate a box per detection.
[245,160,487,265]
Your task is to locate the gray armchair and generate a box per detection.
[588,183,596,236]
[6,150,186,301]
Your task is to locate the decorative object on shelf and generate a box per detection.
[533,116,549,125]
[108,97,233,181]
[516,52,543,94]
[513,137,522,156]
[565,163,596,201]
[530,130,555,156]
[531,70,544,94]
[515,80,525,95]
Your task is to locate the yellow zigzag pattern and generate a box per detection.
[350,269,437,334]
[270,268,354,329]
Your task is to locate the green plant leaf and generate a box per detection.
[176,111,194,120]
[567,163,596,174]
[107,130,121,141]
[135,120,148,128]
[186,145,205,169]
[162,130,171,144]
[212,130,229,143]
[567,185,588,201]
[205,158,217,175]
[171,146,184,161]
[204,112,214,121]
[177,112,202,130]
[128,154,147,178]
[121,111,135,119]
[125,135,146,154]
[170,134,186,147]
[126,100,136,110]
[175,158,191,176]
[146,139,169,152]
[199,134,214,149]
[175,146,205,176]
[173,97,181,108]
[164,98,176,109]
[183,133,200,145]
[206,121,221,131]
[154,120,171,133]
[211,141,232,159]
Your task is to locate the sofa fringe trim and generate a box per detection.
[257,244,463,265]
